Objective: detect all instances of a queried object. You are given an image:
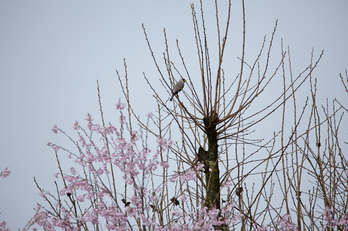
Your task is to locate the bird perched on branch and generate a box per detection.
[170,78,187,101]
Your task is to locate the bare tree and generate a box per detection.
[27,1,347,230]
[116,0,348,230]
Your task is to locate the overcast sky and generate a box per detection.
[1,1,347,229]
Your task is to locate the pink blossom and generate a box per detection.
[69,167,76,175]
[321,207,348,228]
[97,168,104,175]
[179,194,187,202]
[104,124,116,134]
[130,131,140,142]
[47,142,60,152]
[119,115,126,124]
[84,113,93,122]
[222,180,232,188]
[276,214,298,230]
[72,121,79,130]
[324,207,333,226]
[170,209,181,217]
[184,170,196,181]
[156,138,173,151]
[257,226,268,231]
[51,125,58,134]
[196,162,204,171]
[86,153,95,162]
[76,194,86,202]
[228,211,244,225]
[92,124,101,131]
[147,112,153,118]
[88,215,99,225]
[0,221,10,231]
[156,138,167,146]
[169,175,178,183]
[53,146,60,152]
[87,122,92,130]
[115,100,126,110]
[78,135,86,146]
[160,161,170,168]
[59,187,72,196]
[338,213,348,226]
[1,167,11,178]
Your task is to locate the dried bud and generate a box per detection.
[150,204,156,211]
[236,187,243,197]
[121,198,131,207]
[170,197,180,206]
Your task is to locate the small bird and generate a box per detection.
[170,78,187,101]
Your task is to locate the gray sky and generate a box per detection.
[1,1,347,229]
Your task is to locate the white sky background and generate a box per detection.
[1,1,347,229]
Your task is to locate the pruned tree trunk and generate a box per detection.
[203,112,221,210]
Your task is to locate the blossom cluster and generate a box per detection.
[0,167,11,178]
[5,100,345,230]
[0,221,10,231]
[323,207,348,229]
[26,102,242,230]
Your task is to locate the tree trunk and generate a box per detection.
[203,112,220,210]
